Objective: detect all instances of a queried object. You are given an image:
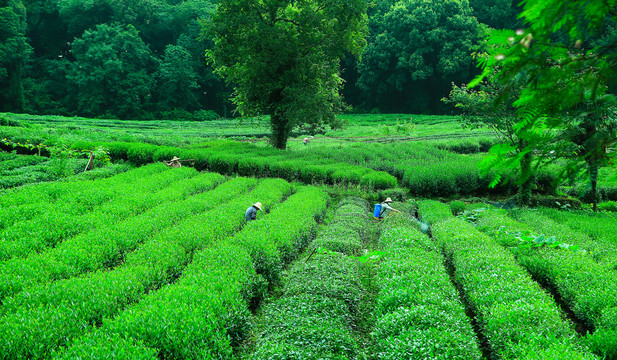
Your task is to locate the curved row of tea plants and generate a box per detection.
[476,209,617,360]
[65,139,398,189]
[0,163,159,230]
[0,162,156,208]
[53,185,329,359]
[0,165,199,261]
[248,197,371,359]
[0,178,292,359]
[0,172,240,302]
[422,201,597,359]
[371,213,481,359]
[533,207,617,265]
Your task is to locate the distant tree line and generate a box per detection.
[0,0,521,119]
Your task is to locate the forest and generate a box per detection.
[0,0,522,120]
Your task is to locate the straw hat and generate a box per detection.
[171,156,180,161]
[253,202,263,211]
[384,197,393,203]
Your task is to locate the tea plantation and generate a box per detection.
[1,114,616,359]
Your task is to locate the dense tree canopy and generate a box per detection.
[0,0,31,112]
[357,0,485,114]
[65,23,155,119]
[0,0,524,119]
[207,0,369,149]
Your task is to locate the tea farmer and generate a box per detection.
[377,197,400,219]
[302,137,309,146]
[165,156,182,168]
[245,202,262,222]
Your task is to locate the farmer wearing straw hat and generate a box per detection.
[378,197,400,219]
[165,156,182,168]
[245,202,262,222]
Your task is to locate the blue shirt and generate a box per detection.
[245,206,257,221]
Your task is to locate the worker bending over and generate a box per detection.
[378,197,400,219]
[245,202,262,222]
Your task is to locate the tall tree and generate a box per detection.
[357,0,484,113]
[0,0,31,112]
[65,23,155,119]
[154,44,200,111]
[206,0,369,149]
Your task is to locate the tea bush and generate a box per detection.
[0,166,196,262]
[371,215,481,360]
[417,199,452,225]
[433,217,597,360]
[0,174,241,302]
[0,178,291,359]
[54,185,327,359]
[249,197,369,359]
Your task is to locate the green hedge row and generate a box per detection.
[0,166,197,262]
[0,161,160,209]
[432,216,597,360]
[249,197,370,359]
[68,139,398,190]
[536,208,617,264]
[0,163,164,232]
[371,214,482,360]
[54,185,328,359]
[417,199,453,226]
[476,209,617,359]
[0,173,236,303]
[0,178,291,360]
[508,209,616,265]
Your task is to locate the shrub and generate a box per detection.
[192,109,219,121]
[450,200,466,215]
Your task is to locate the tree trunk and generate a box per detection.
[589,161,599,212]
[271,113,289,150]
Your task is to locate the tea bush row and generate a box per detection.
[0,162,161,209]
[371,214,481,360]
[68,139,398,189]
[309,199,371,256]
[0,173,239,302]
[0,178,292,360]
[249,197,370,359]
[476,209,617,359]
[0,166,197,261]
[0,163,164,232]
[508,208,617,265]
[537,207,617,263]
[417,200,453,226]
[53,185,328,359]
[431,216,597,360]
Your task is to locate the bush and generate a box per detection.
[598,201,617,212]
[449,200,466,215]
[360,171,398,189]
[0,115,20,127]
[192,109,219,121]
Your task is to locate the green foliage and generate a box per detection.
[358,0,485,113]
[371,210,481,360]
[433,217,598,359]
[0,0,31,112]
[66,23,155,119]
[206,0,369,149]
[449,200,466,215]
[472,1,617,210]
